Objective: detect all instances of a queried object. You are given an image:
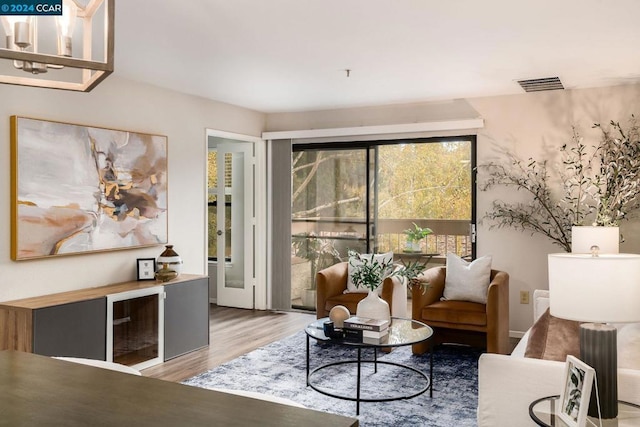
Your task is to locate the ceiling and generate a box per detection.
[115,0,640,113]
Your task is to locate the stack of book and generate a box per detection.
[342,316,390,344]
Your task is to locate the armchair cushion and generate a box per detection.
[443,253,492,304]
[422,300,487,327]
[345,251,394,294]
[324,292,371,315]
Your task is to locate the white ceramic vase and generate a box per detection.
[356,289,390,321]
[404,241,421,252]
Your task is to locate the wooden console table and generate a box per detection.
[0,274,209,363]
[0,350,358,427]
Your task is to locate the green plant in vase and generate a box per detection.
[403,223,433,253]
[348,249,429,320]
[348,250,428,292]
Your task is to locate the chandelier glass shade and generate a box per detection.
[0,0,113,92]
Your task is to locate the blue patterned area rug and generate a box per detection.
[183,331,481,427]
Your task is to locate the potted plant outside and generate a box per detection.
[292,233,340,307]
[403,223,433,253]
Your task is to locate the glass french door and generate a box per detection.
[208,139,254,309]
[290,137,476,310]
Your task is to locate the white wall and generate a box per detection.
[0,76,264,302]
[266,84,640,334]
[470,85,640,333]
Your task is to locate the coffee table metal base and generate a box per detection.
[306,336,432,415]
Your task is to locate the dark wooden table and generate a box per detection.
[0,350,359,426]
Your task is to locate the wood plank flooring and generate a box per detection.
[141,304,315,382]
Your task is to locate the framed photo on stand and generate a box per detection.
[137,258,157,281]
[559,355,595,427]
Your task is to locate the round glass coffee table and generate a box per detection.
[305,317,434,415]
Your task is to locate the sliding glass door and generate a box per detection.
[291,137,475,310]
[375,140,474,257]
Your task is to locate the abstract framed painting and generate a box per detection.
[10,116,168,260]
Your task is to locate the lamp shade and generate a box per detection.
[571,226,619,254]
[548,253,640,323]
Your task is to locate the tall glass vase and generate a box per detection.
[356,289,390,321]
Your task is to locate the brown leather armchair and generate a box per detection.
[411,266,510,354]
[316,262,396,318]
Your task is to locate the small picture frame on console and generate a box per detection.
[559,355,595,427]
[137,258,157,281]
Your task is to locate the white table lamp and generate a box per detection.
[571,226,619,254]
[548,252,640,419]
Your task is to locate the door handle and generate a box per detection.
[217,230,223,236]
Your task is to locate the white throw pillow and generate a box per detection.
[617,323,640,370]
[443,253,492,304]
[345,252,394,294]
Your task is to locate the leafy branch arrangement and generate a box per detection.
[479,117,640,252]
[348,250,428,292]
[591,119,640,226]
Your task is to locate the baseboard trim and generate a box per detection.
[210,298,217,304]
[509,330,525,339]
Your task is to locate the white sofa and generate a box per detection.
[477,291,640,427]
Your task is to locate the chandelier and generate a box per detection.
[0,0,113,92]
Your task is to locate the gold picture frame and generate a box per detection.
[11,116,168,260]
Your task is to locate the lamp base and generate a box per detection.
[580,323,617,419]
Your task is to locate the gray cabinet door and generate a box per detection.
[33,298,106,359]
[164,277,209,360]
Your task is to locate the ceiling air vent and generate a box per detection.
[517,77,564,92]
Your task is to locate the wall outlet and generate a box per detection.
[520,290,530,304]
